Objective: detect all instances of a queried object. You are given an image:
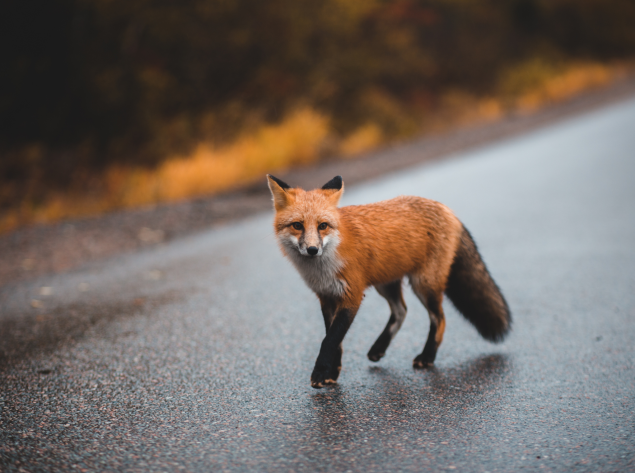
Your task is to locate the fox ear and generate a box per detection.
[267,174,294,210]
[321,175,344,206]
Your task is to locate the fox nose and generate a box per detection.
[307,246,319,256]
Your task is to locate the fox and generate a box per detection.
[267,174,511,388]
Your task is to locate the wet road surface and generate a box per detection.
[1,98,635,472]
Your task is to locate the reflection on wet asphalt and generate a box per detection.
[1,98,635,472]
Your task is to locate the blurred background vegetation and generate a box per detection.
[2,0,635,231]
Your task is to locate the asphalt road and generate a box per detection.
[1,97,635,472]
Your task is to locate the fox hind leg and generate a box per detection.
[411,285,446,368]
[368,280,407,362]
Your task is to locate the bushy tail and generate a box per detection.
[445,226,511,342]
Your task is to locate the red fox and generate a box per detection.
[267,174,510,388]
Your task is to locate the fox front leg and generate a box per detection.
[318,296,343,385]
[311,305,358,389]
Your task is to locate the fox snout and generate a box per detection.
[295,226,324,257]
[299,237,323,257]
[301,244,321,257]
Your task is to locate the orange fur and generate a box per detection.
[336,198,463,301]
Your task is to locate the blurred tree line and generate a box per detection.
[2,0,635,204]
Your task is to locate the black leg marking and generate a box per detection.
[368,314,397,362]
[326,345,343,383]
[320,296,337,333]
[367,280,407,362]
[412,292,445,369]
[312,307,357,388]
[413,321,438,368]
[318,296,342,383]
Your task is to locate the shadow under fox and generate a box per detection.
[267,174,510,388]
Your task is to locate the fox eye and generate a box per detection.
[318,222,328,230]
[292,222,304,230]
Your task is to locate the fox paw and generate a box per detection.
[310,365,341,389]
[412,354,435,369]
[367,350,385,362]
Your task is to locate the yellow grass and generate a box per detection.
[0,61,629,234]
[340,123,384,157]
[514,62,616,112]
[119,107,329,206]
[0,109,329,231]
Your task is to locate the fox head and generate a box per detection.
[267,174,344,259]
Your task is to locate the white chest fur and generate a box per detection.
[280,235,346,297]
